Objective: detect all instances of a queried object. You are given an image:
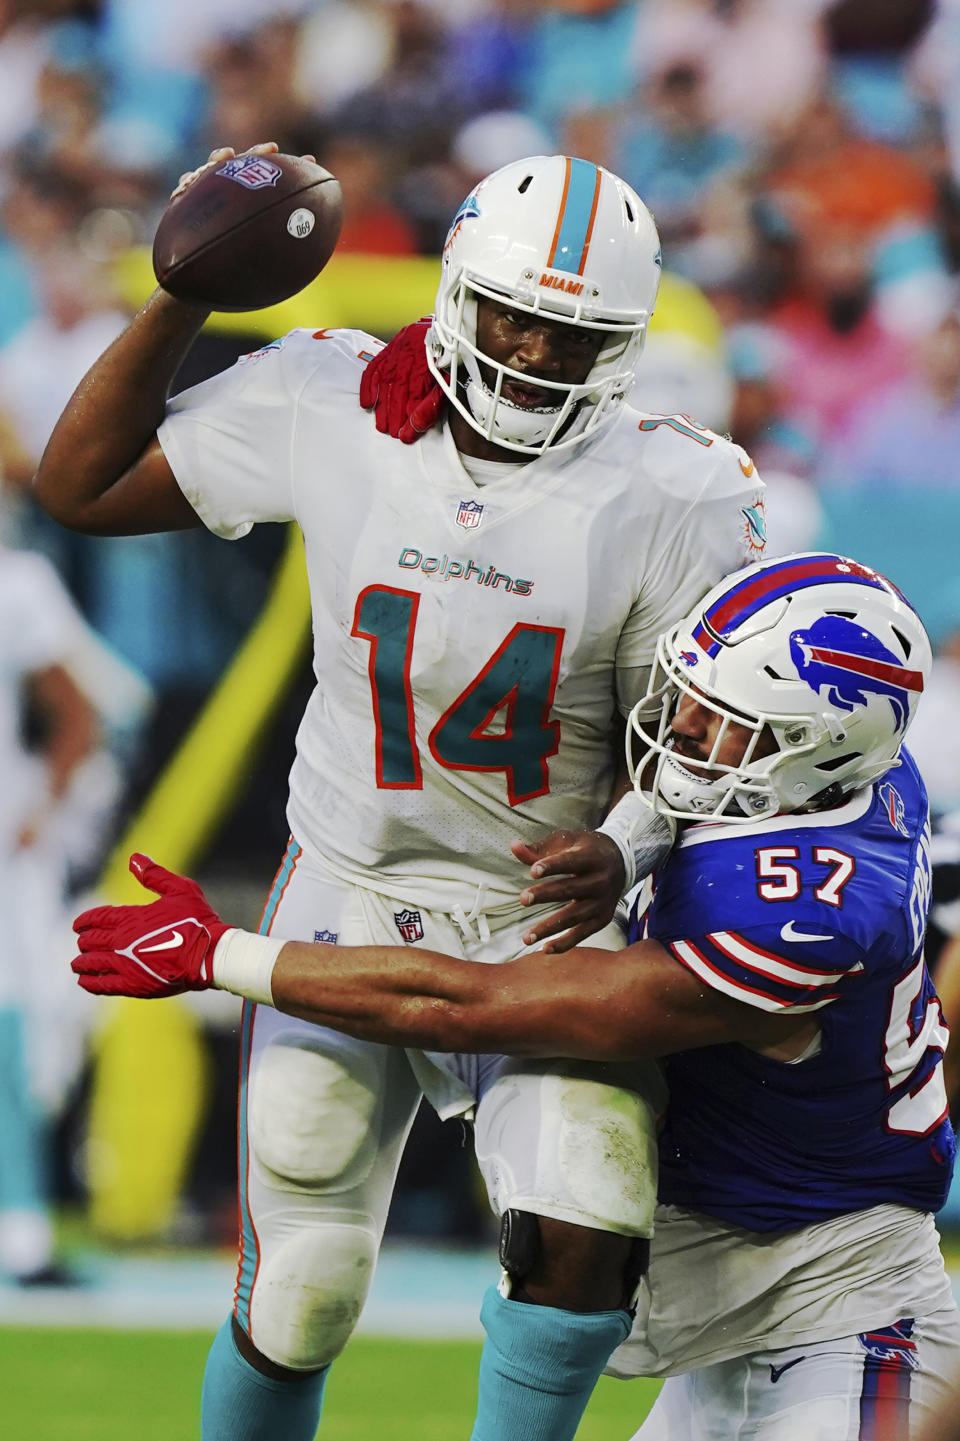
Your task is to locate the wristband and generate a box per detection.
[212,928,284,1005]
[596,792,676,892]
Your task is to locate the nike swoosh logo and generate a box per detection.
[138,931,185,953]
[770,1355,806,1383]
[739,455,755,477]
[780,921,834,943]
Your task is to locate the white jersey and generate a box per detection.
[158,327,765,909]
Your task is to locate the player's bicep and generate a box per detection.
[472,940,804,1060]
[84,436,202,535]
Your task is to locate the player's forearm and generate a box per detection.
[33,288,209,533]
[268,940,540,1052]
[239,937,662,1060]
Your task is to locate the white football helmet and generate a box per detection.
[428,154,662,456]
[628,553,931,823]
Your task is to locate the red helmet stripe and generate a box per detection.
[806,646,924,693]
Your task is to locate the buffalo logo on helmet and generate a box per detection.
[788,616,924,733]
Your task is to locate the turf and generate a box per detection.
[1,1327,661,1440]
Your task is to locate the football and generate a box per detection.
[152,152,343,312]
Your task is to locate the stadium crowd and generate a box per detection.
[2,0,960,1296]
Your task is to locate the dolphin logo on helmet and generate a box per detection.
[443,194,481,255]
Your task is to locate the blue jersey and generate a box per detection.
[629,750,955,1231]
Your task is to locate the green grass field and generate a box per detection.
[1,1328,662,1440]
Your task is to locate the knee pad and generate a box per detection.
[249,1220,378,1370]
[475,1062,664,1236]
[248,1037,382,1192]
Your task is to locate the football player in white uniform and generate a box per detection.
[35,145,764,1441]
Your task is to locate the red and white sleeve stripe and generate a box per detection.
[668,929,862,1012]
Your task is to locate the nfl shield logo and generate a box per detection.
[217,155,282,189]
[313,929,339,945]
[457,499,484,529]
[394,908,424,943]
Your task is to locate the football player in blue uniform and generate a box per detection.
[73,552,960,1440]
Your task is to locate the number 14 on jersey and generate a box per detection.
[352,585,564,805]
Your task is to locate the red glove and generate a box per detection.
[71,853,230,998]
[359,318,446,443]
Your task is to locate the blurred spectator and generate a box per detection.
[907,105,960,281]
[0,245,127,476]
[0,159,87,346]
[0,0,84,155]
[0,540,98,1285]
[764,218,908,444]
[630,0,828,144]
[764,89,936,241]
[293,1,395,120]
[523,0,642,134]
[813,307,960,644]
[820,304,960,489]
[823,0,933,144]
[324,133,418,255]
[17,38,105,180]
[725,322,819,477]
[906,0,960,187]
[327,2,467,168]
[613,59,747,255]
[761,91,953,342]
[443,0,534,114]
[198,20,319,161]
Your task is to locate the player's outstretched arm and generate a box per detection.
[72,854,801,1061]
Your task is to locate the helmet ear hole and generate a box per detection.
[891,625,913,658]
[815,753,857,774]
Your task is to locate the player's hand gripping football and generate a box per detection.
[171,141,316,199]
[359,319,446,442]
[513,829,626,953]
[71,854,229,998]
